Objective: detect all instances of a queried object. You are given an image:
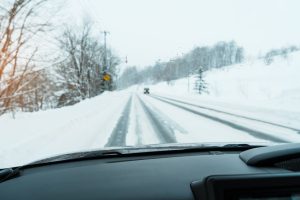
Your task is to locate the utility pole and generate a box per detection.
[102,30,110,72]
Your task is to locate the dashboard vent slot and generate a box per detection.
[274,158,300,172]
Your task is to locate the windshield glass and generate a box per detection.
[1,0,300,168]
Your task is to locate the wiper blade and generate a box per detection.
[0,168,20,183]
[135,143,266,151]
[31,149,124,165]
[0,143,266,183]
[222,143,259,148]
[0,149,124,183]
[28,143,267,165]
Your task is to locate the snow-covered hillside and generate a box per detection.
[1,52,300,169]
[149,51,300,112]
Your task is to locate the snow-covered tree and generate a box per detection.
[263,46,299,65]
[118,40,245,89]
[194,67,207,94]
[54,22,120,107]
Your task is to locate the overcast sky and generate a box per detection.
[64,0,300,67]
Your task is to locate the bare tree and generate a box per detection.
[12,69,57,111]
[0,0,50,115]
[263,46,299,65]
[55,22,120,107]
[118,41,245,89]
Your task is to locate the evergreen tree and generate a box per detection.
[194,68,207,94]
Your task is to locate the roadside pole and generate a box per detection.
[102,31,110,90]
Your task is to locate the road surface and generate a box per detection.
[2,90,300,168]
[104,92,300,147]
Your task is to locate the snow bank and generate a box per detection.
[149,52,300,111]
[147,52,300,128]
[0,91,131,168]
[1,52,300,168]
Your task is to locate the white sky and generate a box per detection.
[63,0,300,67]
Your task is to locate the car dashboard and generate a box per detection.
[0,144,300,200]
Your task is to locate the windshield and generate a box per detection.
[1,0,300,168]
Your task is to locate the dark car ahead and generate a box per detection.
[144,88,150,94]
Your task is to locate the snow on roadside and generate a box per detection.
[146,52,300,128]
[1,52,300,168]
[0,91,131,168]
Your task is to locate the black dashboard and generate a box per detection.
[0,144,300,200]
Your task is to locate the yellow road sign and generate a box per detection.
[103,74,111,81]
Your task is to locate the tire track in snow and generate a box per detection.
[134,96,143,145]
[105,96,132,147]
[137,95,177,144]
[149,95,288,143]
[152,94,300,133]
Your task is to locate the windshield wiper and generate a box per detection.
[0,168,20,183]
[222,143,257,148]
[23,143,266,167]
[0,149,124,184]
[0,149,125,183]
[31,150,124,165]
[0,143,266,183]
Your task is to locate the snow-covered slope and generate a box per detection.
[1,52,300,169]
[0,91,131,167]
[149,51,300,112]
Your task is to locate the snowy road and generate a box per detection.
[147,95,293,143]
[2,90,300,168]
[106,91,300,148]
[105,96,133,147]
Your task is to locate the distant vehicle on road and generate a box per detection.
[144,88,150,94]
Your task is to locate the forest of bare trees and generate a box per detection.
[55,23,119,107]
[1,1,299,116]
[118,41,245,89]
[263,46,299,65]
[0,0,119,116]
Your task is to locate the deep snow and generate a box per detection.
[148,51,300,128]
[0,91,131,168]
[1,52,300,168]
